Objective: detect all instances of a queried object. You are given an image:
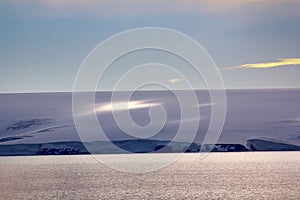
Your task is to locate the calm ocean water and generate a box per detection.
[0,152,299,199]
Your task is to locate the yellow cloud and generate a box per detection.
[225,58,300,70]
[168,78,183,84]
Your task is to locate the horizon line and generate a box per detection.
[0,87,300,95]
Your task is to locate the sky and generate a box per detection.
[0,0,300,93]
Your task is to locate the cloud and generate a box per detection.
[96,100,160,112]
[224,58,300,70]
[169,117,203,124]
[196,102,216,108]
[27,0,273,11]
[6,0,300,16]
[168,78,183,84]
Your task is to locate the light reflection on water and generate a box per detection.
[0,152,300,199]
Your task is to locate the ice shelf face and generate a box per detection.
[246,139,300,151]
[1,139,299,156]
[0,140,238,156]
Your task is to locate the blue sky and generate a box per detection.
[0,0,300,93]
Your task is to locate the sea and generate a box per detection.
[0,152,299,199]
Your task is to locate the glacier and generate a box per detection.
[0,89,300,155]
